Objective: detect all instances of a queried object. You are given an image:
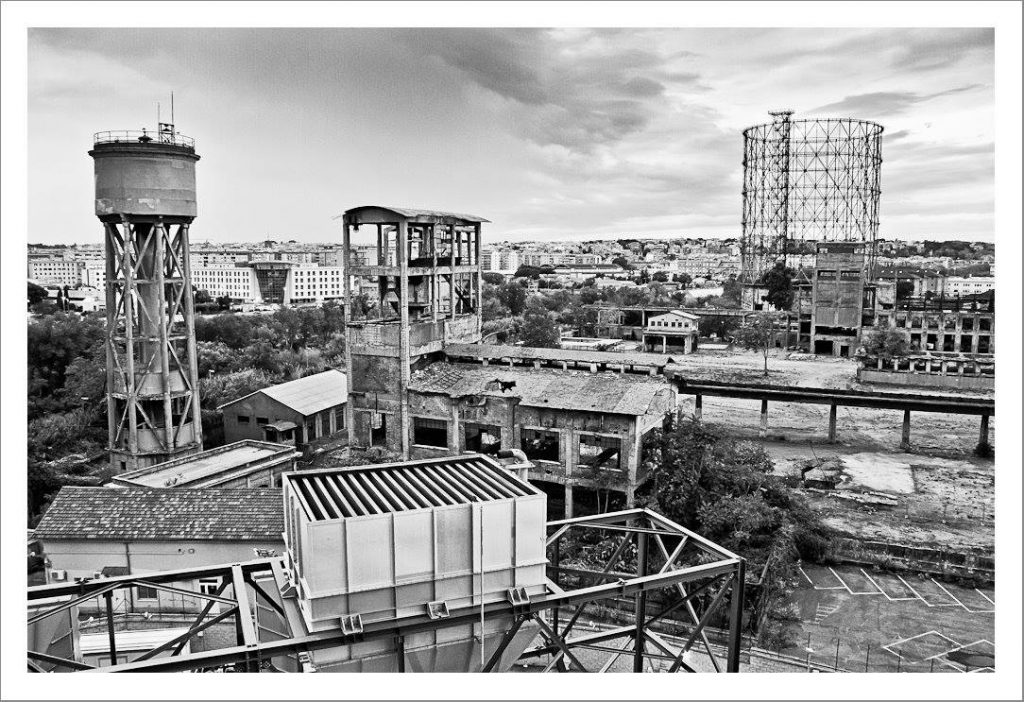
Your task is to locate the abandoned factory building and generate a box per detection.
[406,363,676,516]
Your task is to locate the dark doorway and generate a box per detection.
[371,413,387,447]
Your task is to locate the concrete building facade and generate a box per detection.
[406,363,675,517]
[342,206,486,458]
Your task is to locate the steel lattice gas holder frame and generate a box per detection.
[741,110,883,281]
[27,509,746,673]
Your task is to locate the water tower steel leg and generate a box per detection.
[695,393,702,420]
[759,399,768,437]
[979,414,989,446]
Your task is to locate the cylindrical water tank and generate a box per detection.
[89,131,199,219]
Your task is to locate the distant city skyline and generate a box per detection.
[29,28,994,245]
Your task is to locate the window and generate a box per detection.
[961,318,973,331]
[334,406,345,431]
[198,577,221,596]
[979,318,991,331]
[237,415,250,424]
[521,428,560,463]
[817,270,836,280]
[137,585,158,600]
[413,417,448,447]
[578,434,622,471]
[464,423,502,454]
[256,417,269,425]
[840,270,860,280]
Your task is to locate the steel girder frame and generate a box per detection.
[27,509,746,673]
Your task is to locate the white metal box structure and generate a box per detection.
[281,454,548,671]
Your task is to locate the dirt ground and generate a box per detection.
[673,349,996,553]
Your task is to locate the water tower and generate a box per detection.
[89,123,203,472]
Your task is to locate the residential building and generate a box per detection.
[190,262,347,305]
[219,369,348,451]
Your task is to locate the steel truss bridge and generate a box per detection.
[27,509,746,674]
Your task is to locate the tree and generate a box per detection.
[27,313,105,417]
[513,264,544,279]
[673,273,693,288]
[862,327,909,360]
[215,294,233,310]
[497,281,528,316]
[518,298,561,348]
[611,256,633,271]
[720,276,742,308]
[734,312,785,376]
[759,262,795,311]
[193,288,213,305]
[639,417,831,642]
[482,272,505,285]
[651,271,669,283]
[698,315,740,340]
[27,282,48,307]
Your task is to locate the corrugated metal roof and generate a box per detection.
[286,454,539,520]
[444,343,678,368]
[220,369,347,416]
[341,206,490,224]
[409,363,672,416]
[33,487,283,542]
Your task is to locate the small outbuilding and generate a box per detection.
[642,310,699,354]
[219,369,347,452]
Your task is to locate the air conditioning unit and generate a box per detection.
[50,569,67,582]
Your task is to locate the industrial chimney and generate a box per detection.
[89,123,203,473]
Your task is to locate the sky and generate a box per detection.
[27,27,995,245]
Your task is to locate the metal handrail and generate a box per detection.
[93,130,195,150]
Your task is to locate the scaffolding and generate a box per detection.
[741,111,883,282]
[27,509,746,673]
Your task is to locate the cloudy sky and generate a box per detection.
[28,28,994,245]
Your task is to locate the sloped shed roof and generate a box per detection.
[33,487,284,542]
[220,369,347,416]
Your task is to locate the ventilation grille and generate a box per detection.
[288,456,534,520]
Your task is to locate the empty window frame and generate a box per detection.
[237,415,250,424]
[578,433,622,471]
[521,428,560,463]
[413,417,448,447]
[464,423,502,454]
[136,585,158,600]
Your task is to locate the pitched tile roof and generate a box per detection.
[219,369,347,416]
[33,487,284,542]
[409,363,673,416]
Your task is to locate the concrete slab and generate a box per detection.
[839,452,915,494]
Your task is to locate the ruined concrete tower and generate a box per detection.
[341,207,486,458]
[89,124,203,472]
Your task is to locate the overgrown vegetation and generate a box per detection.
[25,303,348,525]
[558,417,831,648]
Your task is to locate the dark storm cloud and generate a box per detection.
[414,29,693,152]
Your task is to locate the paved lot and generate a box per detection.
[783,564,994,672]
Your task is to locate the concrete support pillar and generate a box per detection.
[589,363,597,374]
[533,360,541,370]
[694,393,703,420]
[925,359,933,374]
[876,357,883,370]
[759,399,768,437]
[828,402,838,443]
[662,335,667,354]
[901,409,911,451]
[482,358,489,367]
[979,414,990,447]
[561,361,568,371]
[564,484,574,520]
[940,361,948,376]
